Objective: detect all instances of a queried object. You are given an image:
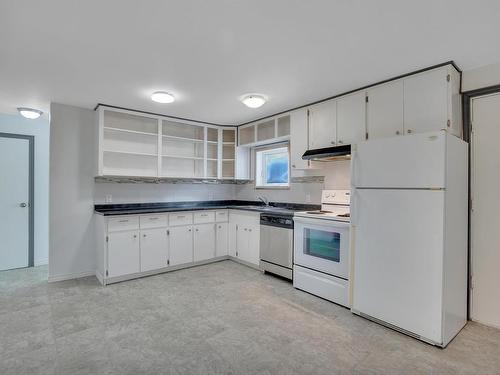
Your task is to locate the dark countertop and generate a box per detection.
[94,200,320,216]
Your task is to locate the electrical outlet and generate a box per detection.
[305,193,311,203]
[105,195,113,203]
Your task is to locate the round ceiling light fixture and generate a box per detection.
[17,107,43,119]
[151,91,175,104]
[240,94,267,109]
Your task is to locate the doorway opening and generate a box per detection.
[0,132,34,271]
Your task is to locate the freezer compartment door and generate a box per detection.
[352,189,444,344]
[352,131,446,189]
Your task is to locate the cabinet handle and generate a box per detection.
[188,229,192,232]
[118,220,129,223]
[407,129,412,134]
[244,228,247,231]
[330,141,336,145]
[249,229,252,232]
[338,140,343,144]
[149,217,159,221]
[143,234,146,238]
[177,215,186,219]
[218,225,222,229]
[396,131,400,135]
[195,229,199,232]
[200,214,208,217]
[133,234,137,238]
[292,164,296,168]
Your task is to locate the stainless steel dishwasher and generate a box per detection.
[260,213,294,280]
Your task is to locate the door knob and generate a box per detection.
[19,203,27,208]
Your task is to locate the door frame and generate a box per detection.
[462,84,500,319]
[0,132,34,267]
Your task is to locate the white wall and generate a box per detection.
[462,62,500,92]
[94,182,235,204]
[49,103,96,281]
[0,113,49,266]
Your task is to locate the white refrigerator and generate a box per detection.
[351,131,468,347]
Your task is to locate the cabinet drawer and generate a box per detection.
[107,216,139,232]
[194,211,215,224]
[215,210,228,222]
[140,214,168,229]
[169,212,193,226]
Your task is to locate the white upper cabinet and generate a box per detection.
[290,108,309,170]
[367,81,404,140]
[97,107,237,179]
[308,100,337,149]
[403,68,449,135]
[336,92,367,145]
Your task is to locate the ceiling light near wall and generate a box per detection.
[151,91,175,104]
[240,94,267,108]
[17,107,43,119]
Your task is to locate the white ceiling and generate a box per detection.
[1,0,500,125]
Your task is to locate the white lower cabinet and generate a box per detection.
[194,223,216,262]
[140,227,168,272]
[216,222,229,257]
[96,209,241,284]
[169,225,194,266]
[229,211,260,266]
[107,230,140,278]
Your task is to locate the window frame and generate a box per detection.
[255,143,290,189]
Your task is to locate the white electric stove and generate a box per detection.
[293,190,351,307]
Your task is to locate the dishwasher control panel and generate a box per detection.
[260,214,294,229]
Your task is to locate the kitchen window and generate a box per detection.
[255,145,289,188]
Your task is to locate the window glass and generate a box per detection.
[255,146,289,188]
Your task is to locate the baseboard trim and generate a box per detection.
[48,270,95,283]
[34,258,48,266]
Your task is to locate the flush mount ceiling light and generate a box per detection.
[17,107,43,119]
[240,94,267,109]
[151,91,175,104]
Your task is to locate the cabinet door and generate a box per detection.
[238,225,260,266]
[140,228,168,272]
[404,68,448,135]
[107,230,140,277]
[169,226,193,266]
[247,225,260,265]
[337,92,366,145]
[236,225,249,260]
[308,100,337,149]
[194,224,216,262]
[216,222,229,257]
[290,109,310,170]
[228,222,237,256]
[367,81,404,140]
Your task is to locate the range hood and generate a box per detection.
[302,144,351,161]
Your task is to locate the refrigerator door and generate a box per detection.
[352,131,446,189]
[351,188,444,344]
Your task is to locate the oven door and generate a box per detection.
[293,217,349,279]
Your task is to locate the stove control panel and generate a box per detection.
[321,190,350,205]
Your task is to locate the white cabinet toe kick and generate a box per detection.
[95,209,261,285]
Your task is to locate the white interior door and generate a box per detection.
[0,136,30,271]
[471,92,500,328]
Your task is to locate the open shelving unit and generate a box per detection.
[97,106,237,180]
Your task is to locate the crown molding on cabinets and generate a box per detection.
[238,60,462,127]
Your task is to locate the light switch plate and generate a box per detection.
[105,195,113,203]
